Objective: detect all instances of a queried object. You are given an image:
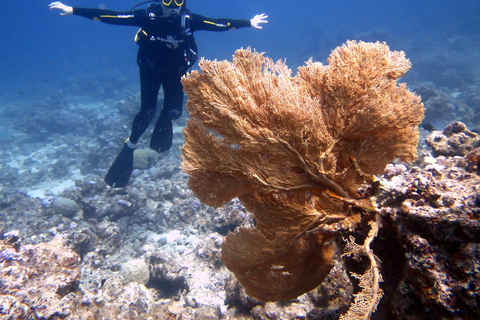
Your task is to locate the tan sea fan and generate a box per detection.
[181,41,423,305]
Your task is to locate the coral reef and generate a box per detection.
[0,236,81,319]
[0,117,479,320]
[371,125,480,319]
[426,121,479,157]
[0,40,479,319]
[413,82,480,130]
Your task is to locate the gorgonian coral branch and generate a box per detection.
[340,215,384,320]
[181,41,423,303]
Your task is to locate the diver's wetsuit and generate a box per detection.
[73,4,251,188]
[73,5,251,151]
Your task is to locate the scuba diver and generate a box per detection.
[49,0,268,188]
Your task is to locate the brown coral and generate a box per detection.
[0,237,81,319]
[181,41,423,303]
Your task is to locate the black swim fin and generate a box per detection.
[104,143,134,188]
[150,115,173,152]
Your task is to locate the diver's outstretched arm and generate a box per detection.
[48,1,73,16]
[250,13,268,29]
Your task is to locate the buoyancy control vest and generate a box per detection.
[134,3,198,74]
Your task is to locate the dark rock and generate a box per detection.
[52,197,79,218]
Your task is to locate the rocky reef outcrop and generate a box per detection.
[0,121,479,319]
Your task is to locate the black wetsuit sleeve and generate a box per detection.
[73,7,145,26]
[190,13,251,32]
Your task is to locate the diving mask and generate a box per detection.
[162,0,184,7]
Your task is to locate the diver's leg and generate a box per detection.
[130,67,162,143]
[150,73,184,152]
[105,67,161,188]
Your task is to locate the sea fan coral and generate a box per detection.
[181,41,423,310]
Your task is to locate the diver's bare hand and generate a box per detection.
[251,13,268,29]
[49,1,73,16]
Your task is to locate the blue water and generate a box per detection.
[1,0,479,102]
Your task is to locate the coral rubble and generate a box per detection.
[0,236,81,319]
[0,44,479,319]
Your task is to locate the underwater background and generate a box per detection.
[1,0,479,115]
[0,1,480,320]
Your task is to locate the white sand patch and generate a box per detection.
[173,125,183,135]
[7,155,28,169]
[26,169,85,198]
[146,229,185,244]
